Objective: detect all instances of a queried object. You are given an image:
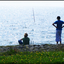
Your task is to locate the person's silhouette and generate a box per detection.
[52,16,64,44]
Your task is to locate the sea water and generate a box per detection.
[0,6,64,46]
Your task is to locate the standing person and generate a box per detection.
[52,16,64,44]
[20,33,30,45]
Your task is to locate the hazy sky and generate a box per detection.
[0,1,64,7]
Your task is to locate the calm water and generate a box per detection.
[0,6,64,46]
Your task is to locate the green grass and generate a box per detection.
[0,49,64,64]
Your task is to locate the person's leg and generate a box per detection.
[59,30,62,44]
[57,41,58,44]
[60,41,61,44]
[18,40,23,45]
[56,30,62,44]
[56,30,59,44]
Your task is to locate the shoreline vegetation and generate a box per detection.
[0,44,64,64]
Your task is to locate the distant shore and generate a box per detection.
[0,44,64,53]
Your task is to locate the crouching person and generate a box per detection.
[18,33,30,45]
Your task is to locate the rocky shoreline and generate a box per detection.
[0,44,64,53]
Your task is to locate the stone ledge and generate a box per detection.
[0,44,64,52]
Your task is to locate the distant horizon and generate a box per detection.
[0,1,64,8]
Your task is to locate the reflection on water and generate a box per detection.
[0,7,64,46]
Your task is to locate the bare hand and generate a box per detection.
[62,26,64,28]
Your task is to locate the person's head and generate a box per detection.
[24,33,28,38]
[57,16,61,20]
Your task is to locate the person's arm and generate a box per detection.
[62,25,64,28]
[20,38,23,40]
[52,23,57,28]
[20,39,22,40]
[62,22,64,28]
